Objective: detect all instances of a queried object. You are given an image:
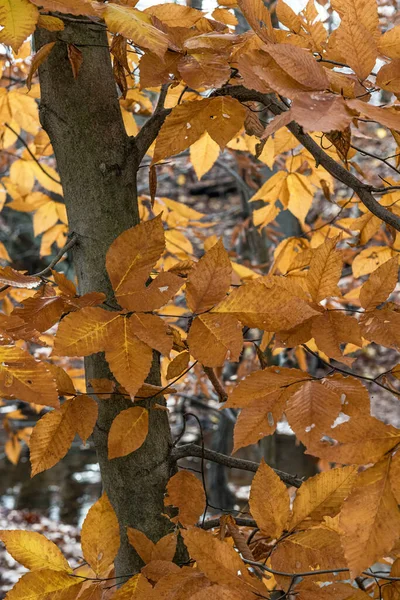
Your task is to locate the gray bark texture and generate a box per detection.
[35,20,174,578]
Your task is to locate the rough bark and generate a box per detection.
[35,20,173,578]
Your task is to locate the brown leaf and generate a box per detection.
[307,235,342,302]
[187,313,242,367]
[0,267,40,289]
[359,257,398,311]
[81,493,120,577]
[67,44,83,79]
[340,457,400,577]
[166,350,190,380]
[108,406,149,459]
[26,42,56,91]
[249,459,290,538]
[165,470,206,526]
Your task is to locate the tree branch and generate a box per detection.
[199,516,257,530]
[171,442,303,488]
[135,84,171,163]
[213,86,400,232]
[203,366,228,402]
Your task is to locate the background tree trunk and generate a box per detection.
[35,20,173,578]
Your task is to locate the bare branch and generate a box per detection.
[203,366,228,402]
[135,84,171,163]
[171,442,303,488]
[0,234,77,294]
[213,86,400,232]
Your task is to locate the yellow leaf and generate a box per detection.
[186,239,231,313]
[153,97,246,164]
[81,493,120,577]
[0,530,71,572]
[290,466,357,530]
[144,3,203,27]
[249,459,290,538]
[0,346,59,408]
[8,90,39,135]
[340,457,400,577]
[331,0,379,37]
[359,256,398,310]
[286,173,314,225]
[54,307,120,357]
[352,246,394,278]
[212,7,237,26]
[0,0,38,52]
[104,4,169,58]
[5,569,82,600]
[307,236,342,302]
[29,401,76,476]
[311,311,362,365]
[105,316,153,397]
[108,406,148,459]
[187,313,243,367]
[33,201,59,237]
[112,575,142,600]
[190,132,220,180]
[165,471,206,526]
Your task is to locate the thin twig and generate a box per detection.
[5,123,61,185]
[172,442,303,488]
[203,366,228,402]
[0,234,77,294]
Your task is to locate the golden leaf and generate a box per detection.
[30,0,99,15]
[0,346,59,408]
[103,4,169,58]
[331,0,379,37]
[307,236,342,302]
[311,311,362,365]
[29,401,76,476]
[225,365,310,409]
[249,459,290,539]
[233,389,291,452]
[165,471,206,526]
[81,493,120,577]
[286,172,314,225]
[190,132,220,180]
[276,0,302,33]
[117,271,182,312]
[187,313,242,367]
[0,0,38,52]
[54,307,120,357]
[378,24,400,59]
[0,530,71,572]
[290,466,357,530]
[182,528,266,596]
[336,16,377,80]
[105,317,153,397]
[106,216,165,296]
[144,3,203,27]
[127,529,177,564]
[129,313,172,356]
[153,97,246,164]
[213,279,319,332]
[263,42,329,90]
[37,15,65,31]
[4,569,82,600]
[285,380,342,446]
[166,350,190,380]
[339,457,400,577]
[359,256,398,310]
[108,406,148,459]
[66,395,97,443]
[27,42,56,91]
[347,100,400,133]
[186,239,231,313]
[237,0,275,43]
[271,527,347,589]
[212,8,237,26]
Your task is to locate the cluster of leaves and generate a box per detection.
[1,0,400,598]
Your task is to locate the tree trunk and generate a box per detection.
[35,20,173,578]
